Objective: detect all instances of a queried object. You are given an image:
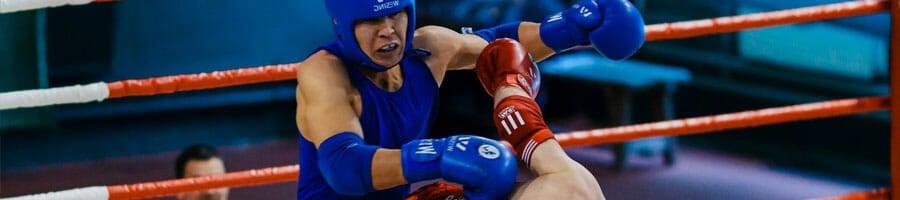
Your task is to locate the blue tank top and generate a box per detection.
[297,41,440,200]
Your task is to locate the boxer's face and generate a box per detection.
[177,157,228,200]
[354,10,408,68]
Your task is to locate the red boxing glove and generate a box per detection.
[476,38,541,98]
[406,182,466,200]
[493,95,555,166]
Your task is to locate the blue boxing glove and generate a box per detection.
[539,0,645,60]
[538,0,603,52]
[588,0,645,60]
[401,135,517,200]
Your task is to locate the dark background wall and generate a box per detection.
[0,0,892,196]
[1,0,332,170]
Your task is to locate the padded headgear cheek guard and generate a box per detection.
[324,0,417,72]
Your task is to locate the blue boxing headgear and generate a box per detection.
[325,0,416,72]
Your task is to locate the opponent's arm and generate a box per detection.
[477,39,604,200]
[473,0,645,61]
[415,24,551,73]
[510,140,605,200]
[426,0,644,75]
[414,25,488,84]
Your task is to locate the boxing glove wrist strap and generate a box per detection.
[401,138,443,183]
[472,22,521,42]
[493,95,556,165]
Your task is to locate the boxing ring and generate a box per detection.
[0,0,897,199]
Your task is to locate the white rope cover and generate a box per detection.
[0,0,93,13]
[1,186,109,200]
[0,82,109,110]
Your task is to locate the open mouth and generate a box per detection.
[376,43,399,53]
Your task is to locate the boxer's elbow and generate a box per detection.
[567,163,605,200]
[316,132,379,196]
[318,165,369,196]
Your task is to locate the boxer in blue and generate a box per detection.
[295,0,644,199]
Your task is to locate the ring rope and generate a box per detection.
[0,63,298,110]
[2,96,887,199]
[645,0,889,41]
[105,63,298,98]
[816,188,891,200]
[106,165,298,200]
[554,96,889,147]
[0,0,889,110]
[0,165,298,200]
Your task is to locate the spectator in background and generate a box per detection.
[175,144,229,200]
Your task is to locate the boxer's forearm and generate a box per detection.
[527,140,572,175]
[510,168,606,200]
[517,22,556,62]
[371,149,409,190]
[515,140,606,200]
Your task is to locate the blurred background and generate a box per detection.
[0,0,892,199]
